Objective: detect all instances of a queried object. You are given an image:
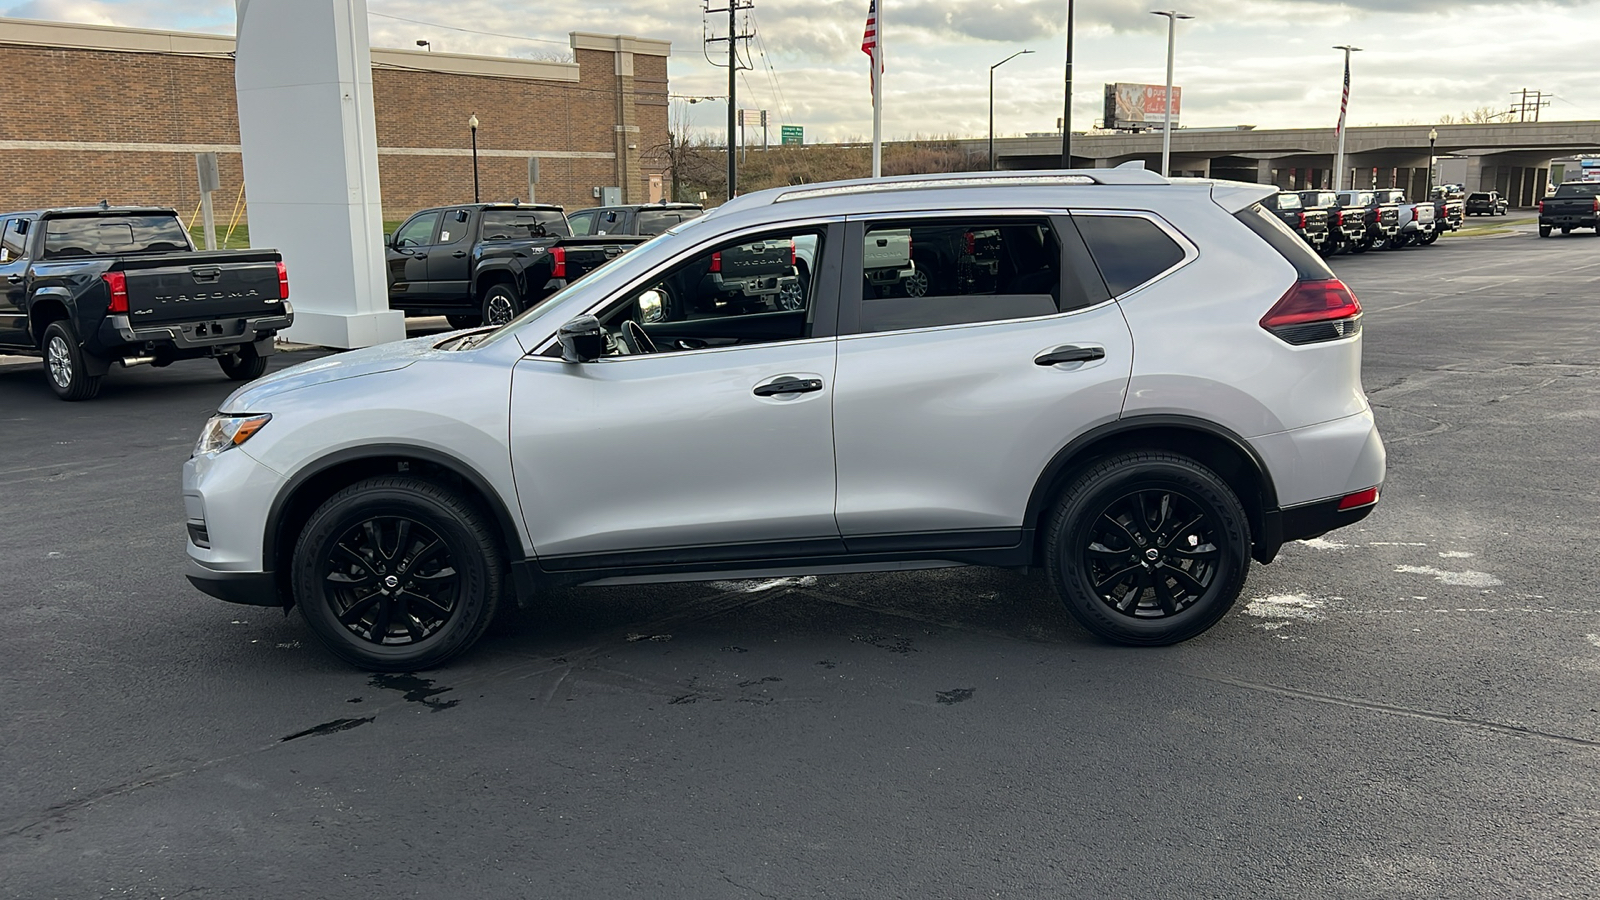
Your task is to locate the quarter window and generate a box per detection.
[856,218,1063,333]
[1073,215,1185,297]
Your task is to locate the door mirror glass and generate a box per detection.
[637,289,666,324]
[558,315,605,363]
[384,232,394,247]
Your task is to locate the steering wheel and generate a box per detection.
[619,320,658,355]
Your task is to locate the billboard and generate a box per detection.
[1103,83,1182,131]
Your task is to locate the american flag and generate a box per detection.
[1335,55,1350,138]
[862,0,882,99]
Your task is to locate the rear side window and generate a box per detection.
[1074,215,1186,296]
[635,209,702,236]
[567,210,598,236]
[1235,203,1334,280]
[1275,193,1303,210]
[43,215,190,258]
[1,218,27,260]
[855,218,1062,333]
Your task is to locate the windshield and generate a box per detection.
[1553,183,1600,198]
[481,209,571,239]
[43,214,191,258]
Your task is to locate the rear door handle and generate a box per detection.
[753,376,823,397]
[1035,345,1106,366]
[451,251,467,258]
[5,274,20,284]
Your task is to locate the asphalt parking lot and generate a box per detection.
[3,221,1598,898]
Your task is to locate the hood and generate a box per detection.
[219,332,454,412]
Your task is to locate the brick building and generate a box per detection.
[0,17,671,223]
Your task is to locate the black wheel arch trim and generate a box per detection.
[1023,414,1283,565]
[262,443,533,608]
[471,264,527,300]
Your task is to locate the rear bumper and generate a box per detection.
[100,303,293,351]
[185,558,282,607]
[1540,215,1599,228]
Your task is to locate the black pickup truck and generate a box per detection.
[0,206,290,400]
[385,203,646,327]
[1337,190,1401,251]
[1268,192,1333,255]
[1297,190,1364,254]
[568,202,705,237]
[1537,182,1600,237]
[1428,185,1466,235]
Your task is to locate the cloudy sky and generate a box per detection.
[7,0,1598,141]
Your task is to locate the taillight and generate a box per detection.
[1260,278,1362,345]
[550,246,567,278]
[275,261,289,301]
[1297,211,1307,229]
[1537,200,1544,214]
[962,232,975,254]
[101,271,128,313]
[1335,210,1345,226]
[1593,197,1599,213]
[1337,487,1380,510]
[789,240,796,267]
[709,251,721,273]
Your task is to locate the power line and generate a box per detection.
[366,10,571,47]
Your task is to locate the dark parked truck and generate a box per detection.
[1268,192,1332,255]
[385,203,646,327]
[1335,190,1395,252]
[1538,182,1600,237]
[567,202,704,237]
[1372,188,1437,248]
[0,206,290,401]
[1428,185,1466,235]
[1298,190,1366,254]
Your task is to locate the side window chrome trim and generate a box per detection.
[529,217,847,356]
[1071,208,1198,301]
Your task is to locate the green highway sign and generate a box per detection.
[781,125,804,146]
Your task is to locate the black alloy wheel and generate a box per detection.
[294,476,504,670]
[1045,452,1249,646]
[481,284,521,326]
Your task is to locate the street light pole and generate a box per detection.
[468,113,480,203]
[1332,45,1362,192]
[1061,0,1075,168]
[989,50,1034,171]
[415,40,431,52]
[1150,10,1192,178]
[1427,127,1438,195]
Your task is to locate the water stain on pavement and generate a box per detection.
[369,673,459,711]
[280,716,375,742]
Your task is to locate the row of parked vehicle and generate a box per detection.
[1265,185,1480,257]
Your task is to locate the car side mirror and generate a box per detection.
[637,289,665,324]
[558,315,604,363]
[384,232,394,247]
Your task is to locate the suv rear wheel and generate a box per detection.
[1044,452,1250,646]
[293,476,505,670]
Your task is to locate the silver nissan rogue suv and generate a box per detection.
[183,168,1385,670]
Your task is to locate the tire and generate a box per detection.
[1043,452,1250,646]
[293,476,506,671]
[481,283,521,327]
[902,268,930,297]
[1420,231,1439,246]
[41,320,103,401]
[1351,238,1370,254]
[1539,225,1552,238]
[1561,226,1572,236]
[218,344,269,381]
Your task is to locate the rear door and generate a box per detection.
[829,212,1135,550]
[427,208,473,301]
[0,217,30,346]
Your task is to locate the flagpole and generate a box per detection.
[872,1,883,178]
[1332,44,1361,192]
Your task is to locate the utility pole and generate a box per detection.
[1151,11,1193,178]
[1510,89,1550,123]
[704,2,755,199]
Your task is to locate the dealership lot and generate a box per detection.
[3,226,1598,897]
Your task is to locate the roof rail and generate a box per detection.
[773,167,1168,203]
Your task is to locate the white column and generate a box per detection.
[234,0,404,349]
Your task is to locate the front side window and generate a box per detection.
[855,218,1062,333]
[393,212,440,248]
[579,227,826,357]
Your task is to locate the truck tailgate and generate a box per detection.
[119,251,286,327]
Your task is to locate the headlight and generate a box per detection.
[194,413,272,456]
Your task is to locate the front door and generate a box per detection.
[0,218,31,347]
[385,210,440,306]
[508,222,843,566]
[830,214,1135,547]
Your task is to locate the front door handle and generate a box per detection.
[5,274,20,284]
[451,250,467,258]
[753,376,823,397]
[411,252,428,260]
[1035,345,1106,366]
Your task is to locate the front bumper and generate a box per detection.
[102,303,293,351]
[186,558,281,606]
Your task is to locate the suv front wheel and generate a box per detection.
[1045,452,1250,646]
[293,476,505,670]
